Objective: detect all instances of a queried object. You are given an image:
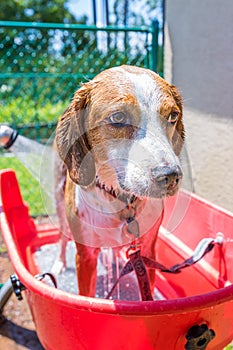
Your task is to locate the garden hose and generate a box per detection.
[0,278,13,313]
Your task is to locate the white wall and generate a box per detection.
[164,0,233,211]
[164,0,233,117]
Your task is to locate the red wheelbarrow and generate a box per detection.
[0,168,233,350]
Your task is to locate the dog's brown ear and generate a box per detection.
[170,85,185,155]
[56,83,96,187]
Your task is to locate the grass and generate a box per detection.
[0,245,7,254]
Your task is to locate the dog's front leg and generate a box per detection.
[75,242,100,297]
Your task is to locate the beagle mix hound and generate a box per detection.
[55,65,184,297]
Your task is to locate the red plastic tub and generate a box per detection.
[0,169,233,349]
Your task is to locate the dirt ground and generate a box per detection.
[0,107,232,349]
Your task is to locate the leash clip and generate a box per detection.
[126,241,141,259]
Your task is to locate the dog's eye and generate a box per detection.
[168,111,179,124]
[109,112,128,126]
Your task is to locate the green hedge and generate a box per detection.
[0,97,67,125]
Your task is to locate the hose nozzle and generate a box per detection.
[0,125,18,149]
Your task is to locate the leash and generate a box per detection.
[106,219,224,301]
[95,181,225,300]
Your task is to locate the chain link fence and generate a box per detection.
[0,20,162,216]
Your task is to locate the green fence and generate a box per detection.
[0,20,162,216]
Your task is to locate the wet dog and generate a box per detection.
[55,65,184,296]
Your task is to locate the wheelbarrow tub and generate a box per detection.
[0,169,233,349]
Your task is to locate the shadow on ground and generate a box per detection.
[0,314,44,350]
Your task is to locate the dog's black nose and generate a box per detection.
[151,165,183,190]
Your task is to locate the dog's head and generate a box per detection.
[56,65,184,200]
